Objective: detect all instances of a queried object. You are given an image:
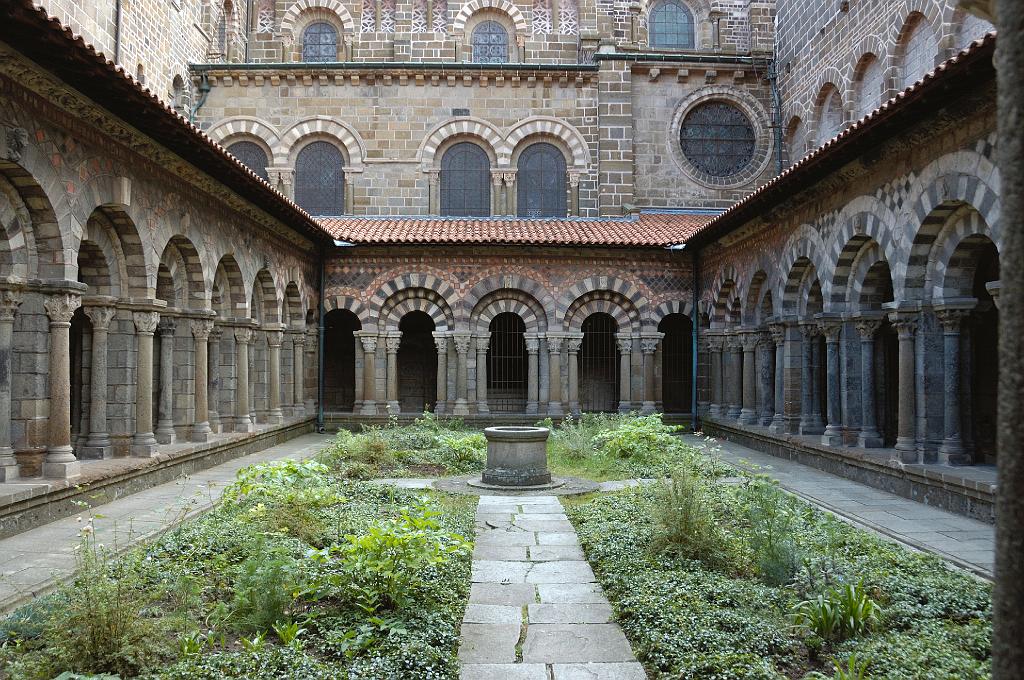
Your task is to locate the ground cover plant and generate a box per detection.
[561,424,992,679]
[0,457,475,679]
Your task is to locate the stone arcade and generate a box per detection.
[0,1,1006,536]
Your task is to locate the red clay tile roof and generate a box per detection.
[316,212,713,247]
[686,31,997,248]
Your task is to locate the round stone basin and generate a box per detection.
[479,425,553,487]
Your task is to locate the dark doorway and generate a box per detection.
[659,313,693,413]
[878,321,899,448]
[580,313,619,412]
[324,309,360,411]
[397,311,437,413]
[970,241,1000,464]
[487,313,528,412]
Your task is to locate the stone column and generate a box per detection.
[756,331,774,426]
[43,292,83,477]
[546,334,564,416]
[358,333,378,415]
[475,333,490,414]
[189,319,214,442]
[768,322,786,432]
[280,333,295,416]
[305,327,317,414]
[630,337,644,407]
[428,170,441,215]
[292,332,305,417]
[616,332,632,412]
[854,316,883,448]
[936,303,976,463]
[739,331,758,424]
[567,170,581,216]
[890,312,919,460]
[567,334,583,415]
[131,310,160,457]
[708,333,724,417]
[432,332,448,414]
[77,304,115,459]
[818,319,843,446]
[525,333,540,414]
[0,288,22,480]
[490,171,504,216]
[798,324,820,435]
[208,327,223,433]
[385,331,401,414]
[453,333,472,416]
[155,318,177,444]
[641,333,661,414]
[727,335,743,420]
[234,327,254,432]
[248,331,257,424]
[265,327,284,424]
[503,172,517,216]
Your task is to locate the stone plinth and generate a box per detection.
[480,426,553,487]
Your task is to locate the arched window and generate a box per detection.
[679,101,756,177]
[818,87,844,142]
[517,143,566,218]
[302,22,338,61]
[171,75,186,114]
[487,312,528,412]
[853,53,883,121]
[295,141,345,216]
[440,142,490,216]
[900,14,938,89]
[472,20,509,63]
[649,0,694,50]
[228,141,269,181]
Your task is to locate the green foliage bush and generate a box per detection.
[740,477,805,586]
[228,543,300,633]
[651,468,733,568]
[791,581,882,642]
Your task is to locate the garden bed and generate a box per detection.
[563,427,993,679]
[0,455,475,679]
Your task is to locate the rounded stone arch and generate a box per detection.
[212,254,247,319]
[206,116,282,159]
[707,263,739,322]
[369,271,458,317]
[284,281,303,326]
[470,289,548,333]
[782,256,824,317]
[889,6,944,89]
[826,199,899,301]
[846,240,894,311]
[325,294,374,330]
[810,79,846,146]
[0,161,53,281]
[380,288,456,331]
[77,210,129,299]
[418,117,509,170]
[648,299,694,330]
[279,0,355,37]
[564,291,640,334]
[461,272,556,324]
[506,117,590,168]
[452,0,528,34]
[810,67,847,112]
[711,278,738,328]
[156,234,207,310]
[251,268,281,324]
[741,269,774,326]
[279,117,365,170]
[924,204,997,301]
[71,203,149,299]
[558,276,649,328]
[904,150,1000,232]
[774,225,830,311]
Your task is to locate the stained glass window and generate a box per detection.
[302,22,338,62]
[295,141,345,215]
[517,143,566,218]
[440,142,490,216]
[227,141,269,181]
[679,102,756,177]
[649,0,694,49]
[472,21,509,63]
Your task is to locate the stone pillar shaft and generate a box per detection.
[768,324,786,433]
[567,334,583,415]
[709,337,723,417]
[44,293,83,477]
[727,337,743,419]
[525,334,540,414]
[739,332,757,424]
[476,334,489,414]
[292,333,305,416]
[234,328,254,432]
[616,333,632,412]
[757,333,774,426]
[937,306,974,463]
[359,333,378,415]
[190,319,214,442]
[0,289,22,480]
[855,318,883,448]
[892,315,918,459]
[547,335,563,416]
[132,310,160,456]
[453,334,471,416]
[799,325,818,434]
[155,319,177,444]
[819,322,843,446]
[208,329,223,433]
[433,333,448,413]
[81,305,116,458]
[267,329,284,424]
[640,334,661,414]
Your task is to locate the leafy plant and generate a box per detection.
[741,477,804,585]
[239,632,267,652]
[594,413,681,460]
[229,543,300,633]
[832,653,872,680]
[272,620,305,648]
[792,581,883,642]
[651,467,731,567]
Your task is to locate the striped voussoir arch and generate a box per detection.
[369,272,457,312]
[461,273,555,316]
[564,294,637,333]
[558,275,648,319]
[827,209,897,307]
[325,294,373,329]
[928,206,996,300]
[451,0,529,33]
[505,118,590,167]
[205,117,281,154]
[277,117,365,168]
[418,118,509,168]
[648,299,694,331]
[471,293,546,333]
[279,0,356,36]
[380,290,455,330]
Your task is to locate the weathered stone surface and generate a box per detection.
[530,544,586,561]
[536,532,580,545]
[460,664,548,680]
[473,544,530,561]
[526,560,597,584]
[458,624,521,663]
[537,583,608,604]
[529,603,614,624]
[522,624,636,663]
[551,663,649,680]
[463,603,523,625]
[469,583,538,606]
[472,560,534,583]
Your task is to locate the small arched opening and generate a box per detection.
[324,309,360,412]
[659,313,693,414]
[579,312,619,413]
[487,312,528,412]
[397,311,438,413]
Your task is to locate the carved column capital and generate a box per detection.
[615,332,633,353]
[738,331,759,352]
[853,317,882,339]
[767,323,786,346]
[890,315,918,339]
[490,170,505,187]
[640,333,663,354]
[291,332,307,348]
[816,321,842,342]
[432,331,448,352]
[502,171,517,186]
[935,307,973,333]
[706,333,725,352]
[566,334,584,353]
[82,305,115,331]
[798,322,819,339]
[0,288,23,321]
[132,310,160,335]
[546,333,564,353]
[190,318,215,340]
[157,318,177,336]
[452,333,473,355]
[384,332,402,353]
[358,333,378,353]
[45,293,82,324]
[567,170,582,187]
[428,169,441,186]
[266,329,284,347]
[524,334,540,353]
[234,327,254,345]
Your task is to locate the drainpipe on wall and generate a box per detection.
[691,247,699,433]
[316,246,326,433]
[189,73,211,124]
[114,0,122,64]
[768,57,784,176]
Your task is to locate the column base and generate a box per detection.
[209,414,222,434]
[709,404,722,418]
[547,401,564,416]
[234,418,255,433]
[386,401,401,415]
[820,432,843,447]
[267,410,284,425]
[78,444,113,460]
[891,443,920,464]
[433,402,446,415]
[130,441,159,457]
[799,421,824,436]
[43,459,80,479]
[726,406,742,420]
[738,408,757,424]
[526,401,539,415]
[360,402,379,416]
[476,403,490,414]
[0,448,20,481]
[453,400,470,416]
[618,401,632,414]
[191,422,212,443]
[857,430,884,448]
[768,415,786,434]
[938,438,971,465]
[642,401,657,415]
[155,426,177,445]
[305,399,316,413]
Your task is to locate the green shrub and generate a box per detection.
[651,468,732,567]
[594,413,681,461]
[831,653,871,680]
[740,477,804,586]
[229,543,300,633]
[792,581,883,642]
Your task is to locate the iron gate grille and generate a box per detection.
[580,313,619,412]
[517,143,567,218]
[302,22,338,62]
[295,141,345,216]
[660,313,692,413]
[440,142,490,216]
[487,313,527,412]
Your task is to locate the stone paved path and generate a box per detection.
[0,433,333,614]
[681,434,994,578]
[459,494,646,680]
